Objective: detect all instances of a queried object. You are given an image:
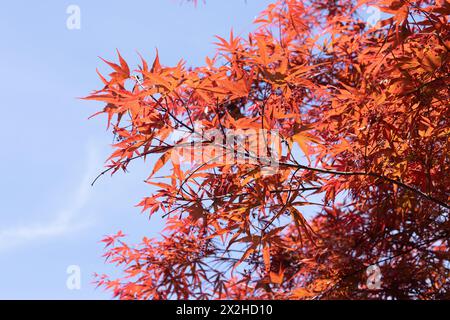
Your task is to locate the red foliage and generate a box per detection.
[86,0,450,299]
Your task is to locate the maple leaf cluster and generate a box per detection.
[86,0,450,299]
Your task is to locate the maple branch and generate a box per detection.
[315,229,450,300]
[401,76,448,97]
[150,95,195,133]
[279,162,450,210]
[261,167,302,232]
[90,145,171,186]
[172,187,320,202]
[176,151,234,197]
[411,3,450,52]
[134,75,195,133]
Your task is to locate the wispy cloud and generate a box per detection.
[0,142,100,251]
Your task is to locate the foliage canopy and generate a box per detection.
[86,0,450,299]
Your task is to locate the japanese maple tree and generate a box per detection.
[86,0,450,299]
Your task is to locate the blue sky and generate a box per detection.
[0,0,274,299]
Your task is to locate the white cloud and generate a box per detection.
[0,141,100,251]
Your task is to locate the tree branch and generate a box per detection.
[279,162,450,210]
